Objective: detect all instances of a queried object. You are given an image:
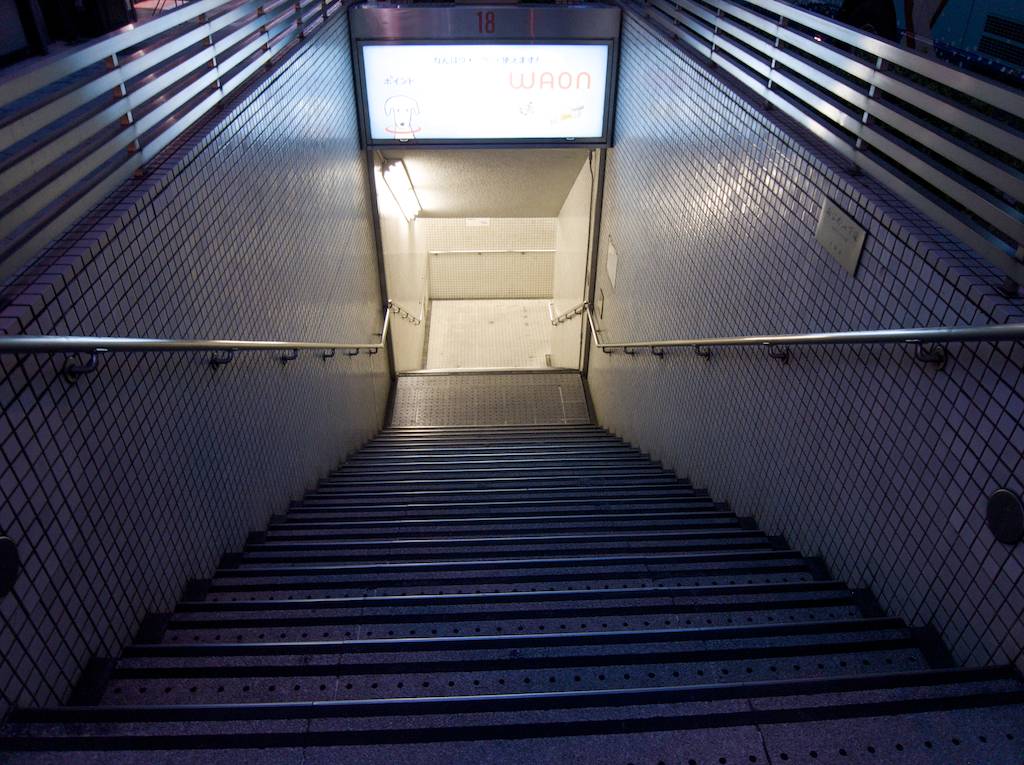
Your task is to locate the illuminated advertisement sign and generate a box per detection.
[360,43,612,144]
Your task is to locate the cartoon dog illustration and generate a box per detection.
[384,95,421,140]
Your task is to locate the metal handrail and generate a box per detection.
[631,0,1024,284]
[0,0,348,279]
[550,301,589,326]
[427,250,557,255]
[554,300,1024,364]
[0,302,393,379]
[388,299,423,326]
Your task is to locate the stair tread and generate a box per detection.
[9,668,1021,725]
[7,425,1018,761]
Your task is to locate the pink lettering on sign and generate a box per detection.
[509,71,594,90]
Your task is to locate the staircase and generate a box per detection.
[3,424,1024,763]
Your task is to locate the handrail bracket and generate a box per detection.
[62,352,99,383]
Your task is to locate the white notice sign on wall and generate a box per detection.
[606,239,618,288]
[362,44,610,142]
[815,197,866,276]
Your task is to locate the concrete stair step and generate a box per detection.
[362,435,625,447]
[315,474,685,492]
[211,549,808,581]
[161,587,866,644]
[102,638,928,705]
[335,454,660,470]
[282,498,720,521]
[123,617,913,660]
[356,442,629,454]
[231,538,778,565]
[9,424,1019,763]
[298,484,697,504]
[5,668,1022,757]
[328,465,674,480]
[238,530,773,563]
[204,554,814,598]
[203,572,819,602]
[291,494,711,515]
[262,513,742,540]
[250,528,761,549]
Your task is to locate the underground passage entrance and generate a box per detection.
[350,2,620,372]
[374,148,599,371]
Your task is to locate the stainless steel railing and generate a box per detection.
[0,300,402,380]
[0,0,348,278]
[550,301,589,326]
[554,300,1024,366]
[387,299,423,326]
[630,0,1024,284]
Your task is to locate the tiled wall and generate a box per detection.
[421,218,557,300]
[377,170,428,372]
[551,156,596,369]
[428,251,555,299]
[0,14,388,717]
[589,12,1024,672]
[420,218,556,253]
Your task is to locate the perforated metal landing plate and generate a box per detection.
[390,372,590,427]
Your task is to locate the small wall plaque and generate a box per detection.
[606,238,618,288]
[815,197,865,276]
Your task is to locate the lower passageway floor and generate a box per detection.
[425,299,551,369]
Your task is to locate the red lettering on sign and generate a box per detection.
[508,71,594,91]
[510,72,536,89]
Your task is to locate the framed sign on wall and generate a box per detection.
[349,4,621,148]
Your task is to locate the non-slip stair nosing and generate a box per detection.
[380,423,604,429]
[110,636,920,679]
[165,596,861,629]
[379,427,605,433]
[373,428,609,434]
[123,616,909,657]
[213,549,806,576]
[366,435,622,442]
[336,457,661,469]
[233,541,781,565]
[329,468,674,479]
[259,526,743,542]
[351,449,646,459]
[10,667,1019,725]
[245,529,766,550]
[316,477,684,490]
[278,509,723,525]
[9,692,1024,751]
[291,496,712,513]
[262,519,740,537]
[300,486,699,501]
[283,501,720,520]
[270,510,732,528]
[295,494,706,508]
[299,491,692,501]
[361,439,631,448]
[175,580,851,612]
[205,562,815,592]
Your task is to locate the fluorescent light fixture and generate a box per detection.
[382,160,421,222]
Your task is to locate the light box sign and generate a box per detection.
[361,43,612,144]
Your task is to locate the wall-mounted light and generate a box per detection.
[382,159,421,222]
